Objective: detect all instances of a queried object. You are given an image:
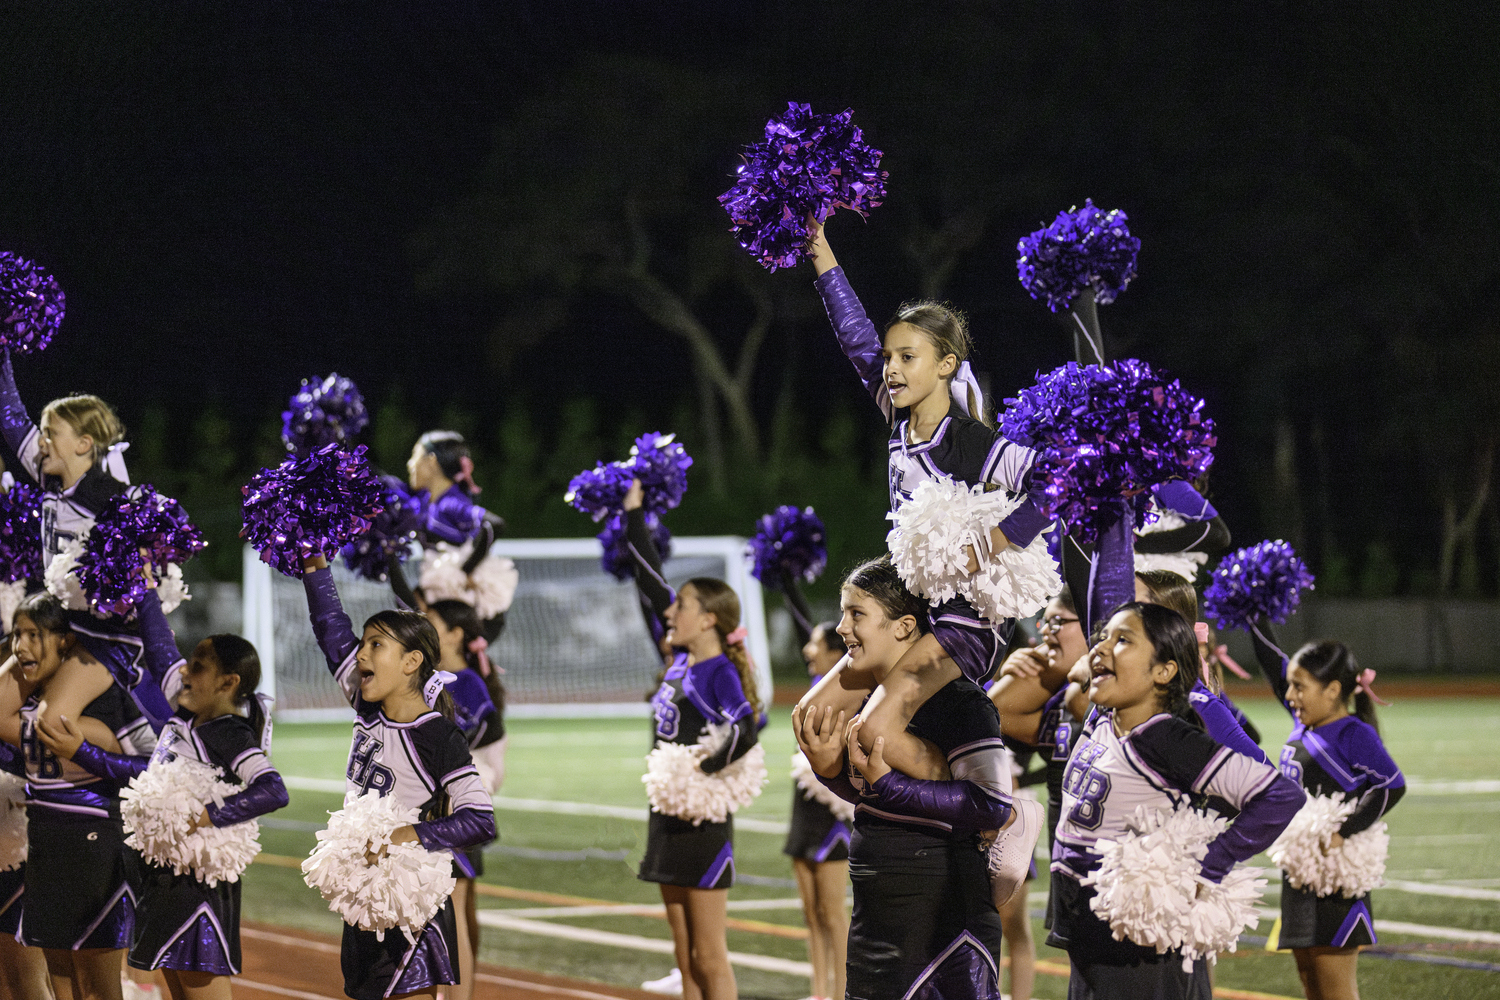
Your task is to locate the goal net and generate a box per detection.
[242,538,771,721]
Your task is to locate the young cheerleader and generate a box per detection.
[784,617,850,1000]
[36,582,289,1000]
[800,218,1046,890]
[424,598,508,1000]
[1050,602,1304,998]
[0,695,49,1000]
[0,592,156,1000]
[0,352,173,730]
[302,553,497,1000]
[795,557,1012,1000]
[1248,624,1404,1000]
[622,481,760,1000]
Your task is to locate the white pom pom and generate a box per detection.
[419,544,517,618]
[886,480,1061,621]
[0,771,28,871]
[120,756,262,887]
[0,579,27,634]
[467,555,519,619]
[155,563,191,614]
[1083,802,1267,968]
[789,751,855,824]
[643,741,768,825]
[1268,793,1388,899]
[44,538,90,612]
[301,791,457,939]
[1134,508,1209,582]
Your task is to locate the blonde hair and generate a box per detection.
[886,301,987,425]
[685,577,761,715]
[41,395,125,466]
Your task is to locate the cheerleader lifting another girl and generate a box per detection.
[36,579,289,1000]
[302,553,496,1000]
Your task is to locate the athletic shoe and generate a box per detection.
[641,968,683,995]
[987,796,1044,907]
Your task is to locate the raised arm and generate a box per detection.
[1188,681,1269,764]
[460,512,505,575]
[624,490,673,622]
[807,222,891,421]
[1136,481,1231,555]
[0,350,42,483]
[301,557,362,706]
[1247,617,1293,714]
[135,587,187,705]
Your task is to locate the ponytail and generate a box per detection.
[428,598,507,716]
[1290,640,1380,735]
[686,577,762,716]
[206,633,270,744]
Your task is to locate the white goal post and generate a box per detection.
[243,537,772,721]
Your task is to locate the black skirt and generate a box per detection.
[22,812,135,950]
[846,820,1003,1000]
[1277,874,1376,949]
[128,859,241,974]
[342,897,459,1000]
[782,790,850,863]
[638,811,734,889]
[0,864,23,936]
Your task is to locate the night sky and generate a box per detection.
[1,2,1496,591]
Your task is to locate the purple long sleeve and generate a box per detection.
[815,267,891,420]
[996,497,1050,550]
[207,771,289,827]
[72,739,150,784]
[1200,771,1305,881]
[869,770,1012,831]
[1189,681,1269,765]
[304,567,359,674]
[1152,481,1217,521]
[1085,503,1138,636]
[0,352,36,473]
[135,589,186,692]
[414,806,497,853]
[815,766,862,805]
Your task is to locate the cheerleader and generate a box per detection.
[784,611,850,1000]
[0,730,49,1000]
[1050,602,1304,998]
[424,598,508,1000]
[35,586,288,998]
[0,352,172,730]
[0,592,156,1000]
[622,483,760,1000]
[799,218,1046,891]
[1249,626,1404,999]
[302,554,497,1000]
[794,557,1012,1000]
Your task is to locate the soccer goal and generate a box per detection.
[242,538,772,722]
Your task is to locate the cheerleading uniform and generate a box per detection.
[780,584,851,863]
[1250,623,1405,948]
[0,744,25,938]
[1131,481,1231,582]
[304,567,497,1000]
[446,668,502,877]
[817,267,1048,683]
[816,679,1012,1000]
[17,679,154,950]
[1048,708,1303,997]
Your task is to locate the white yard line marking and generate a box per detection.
[1405,779,1500,795]
[1384,879,1500,902]
[475,912,811,977]
[241,926,342,955]
[474,973,642,1000]
[280,778,790,834]
[1374,921,1500,945]
[502,899,808,919]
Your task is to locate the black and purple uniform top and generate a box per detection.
[816,267,1050,683]
[19,682,154,821]
[304,568,496,877]
[820,679,1014,843]
[67,590,289,829]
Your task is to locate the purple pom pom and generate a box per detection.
[0,483,44,583]
[565,462,635,522]
[1203,540,1315,632]
[626,432,692,514]
[1016,200,1140,313]
[340,475,422,582]
[597,512,672,581]
[281,373,370,454]
[719,102,888,271]
[747,506,827,588]
[242,444,385,578]
[1000,360,1216,544]
[0,253,65,355]
[75,486,208,617]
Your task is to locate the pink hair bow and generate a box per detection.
[457,455,481,495]
[467,635,501,676]
[1195,621,1250,680]
[725,625,749,646]
[1356,667,1391,705]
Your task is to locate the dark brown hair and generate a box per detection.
[1290,641,1379,734]
[364,608,455,721]
[842,556,931,633]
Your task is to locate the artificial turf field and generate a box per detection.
[243,693,1500,1000]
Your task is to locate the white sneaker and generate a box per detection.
[641,968,683,995]
[988,796,1045,907]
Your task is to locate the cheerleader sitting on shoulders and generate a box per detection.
[37,579,288,999]
[302,553,497,1000]
[1050,603,1303,999]
[795,557,1012,1000]
[1249,625,1404,1000]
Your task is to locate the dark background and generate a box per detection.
[1,1,1496,599]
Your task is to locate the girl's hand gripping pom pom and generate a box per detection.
[120,756,263,887]
[71,485,207,618]
[1268,793,1388,899]
[597,511,672,581]
[564,462,634,522]
[624,433,692,514]
[643,737,767,826]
